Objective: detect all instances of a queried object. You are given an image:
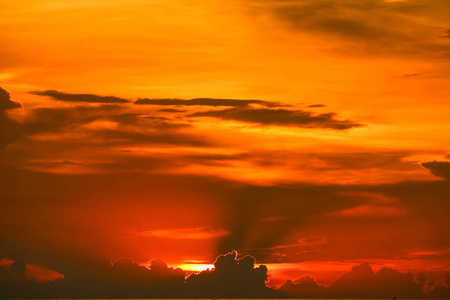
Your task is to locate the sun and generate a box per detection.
[176,263,215,272]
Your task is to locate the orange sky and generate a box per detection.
[1,0,450,293]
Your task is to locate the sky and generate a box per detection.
[1,0,450,298]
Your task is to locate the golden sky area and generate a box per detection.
[1,0,450,298]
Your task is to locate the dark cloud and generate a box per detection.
[135,97,278,107]
[30,90,130,104]
[107,113,192,130]
[327,263,425,299]
[246,0,450,58]
[189,107,364,130]
[22,105,121,134]
[0,88,22,110]
[0,88,23,148]
[432,272,450,299]
[278,275,327,298]
[0,262,42,299]
[185,251,276,298]
[307,104,325,108]
[9,261,26,275]
[421,161,450,180]
[278,264,433,298]
[0,111,22,148]
[1,254,447,299]
[0,251,275,299]
[440,29,450,38]
[45,258,186,299]
[5,105,206,151]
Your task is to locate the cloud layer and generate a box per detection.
[135,97,279,107]
[189,107,364,130]
[0,88,22,110]
[422,161,450,180]
[30,90,130,104]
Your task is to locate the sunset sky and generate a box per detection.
[1,0,450,296]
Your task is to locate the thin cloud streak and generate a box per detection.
[189,107,364,130]
[30,90,130,104]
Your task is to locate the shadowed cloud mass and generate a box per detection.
[135,97,279,107]
[189,107,364,130]
[1,251,449,299]
[245,0,450,58]
[421,161,450,181]
[30,90,130,104]
[0,88,22,110]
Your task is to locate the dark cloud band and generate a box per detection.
[189,107,364,130]
[135,97,277,107]
[30,90,130,104]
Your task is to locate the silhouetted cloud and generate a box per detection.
[327,263,425,299]
[307,104,326,108]
[1,254,445,299]
[135,97,277,107]
[22,105,122,134]
[279,275,327,298]
[30,90,130,104]
[45,258,186,299]
[17,105,205,147]
[0,88,23,148]
[189,107,364,130]
[0,87,22,110]
[246,0,450,58]
[431,271,450,299]
[440,29,450,38]
[0,111,22,148]
[0,261,43,299]
[421,161,450,180]
[186,251,276,298]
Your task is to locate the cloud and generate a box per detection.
[0,88,23,148]
[186,251,276,298]
[279,275,327,298]
[30,90,130,104]
[244,0,450,58]
[0,111,22,148]
[189,107,364,130]
[0,87,22,110]
[440,29,450,38]
[135,97,277,107]
[19,105,203,146]
[307,104,326,108]
[0,261,42,299]
[45,258,186,299]
[1,253,448,299]
[327,263,425,299]
[421,161,450,180]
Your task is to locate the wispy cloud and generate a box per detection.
[30,90,130,104]
[189,107,364,130]
[135,97,279,107]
